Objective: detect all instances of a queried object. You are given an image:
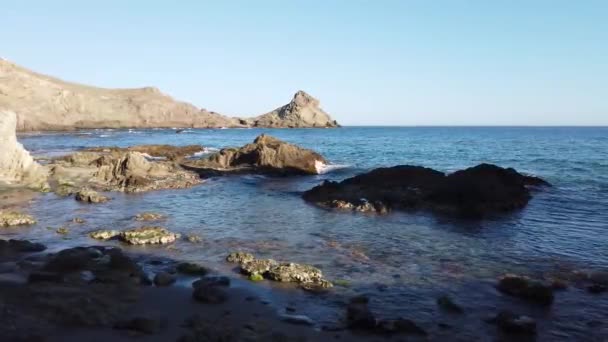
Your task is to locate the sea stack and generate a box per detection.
[247,90,339,128]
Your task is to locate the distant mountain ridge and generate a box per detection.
[0,59,338,131]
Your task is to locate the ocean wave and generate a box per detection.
[190,147,220,158]
[99,134,110,138]
[315,161,351,174]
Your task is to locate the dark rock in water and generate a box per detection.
[114,316,163,334]
[346,296,376,330]
[192,275,231,288]
[487,310,537,335]
[303,163,550,218]
[153,272,176,286]
[40,246,146,285]
[177,262,209,276]
[378,318,427,336]
[437,295,464,313]
[183,134,328,175]
[0,239,46,256]
[497,274,554,305]
[28,271,64,283]
[192,281,228,304]
[74,188,110,203]
[587,284,607,294]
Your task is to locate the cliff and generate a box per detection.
[0,110,48,189]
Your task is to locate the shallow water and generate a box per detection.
[7,127,608,340]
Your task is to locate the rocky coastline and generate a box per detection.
[1,113,607,340]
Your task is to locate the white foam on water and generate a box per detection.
[315,160,350,174]
[99,134,110,138]
[190,147,220,158]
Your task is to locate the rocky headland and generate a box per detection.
[0,59,338,131]
[303,163,551,217]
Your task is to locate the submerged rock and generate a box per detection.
[346,296,376,330]
[183,134,328,175]
[176,262,209,275]
[185,234,203,243]
[226,252,255,264]
[153,272,176,286]
[437,295,464,313]
[192,277,228,304]
[497,274,554,305]
[0,211,36,227]
[487,310,536,335]
[120,226,180,245]
[114,316,163,334]
[75,188,109,203]
[89,229,121,240]
[303,163,550,218]
[134,212,165,221]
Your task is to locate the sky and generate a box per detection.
[2,1,607,126]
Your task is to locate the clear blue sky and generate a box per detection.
[2,1,606,125]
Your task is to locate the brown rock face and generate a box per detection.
[85,145,205,161]
[303,163,550,218]
[49,150,201,193]
[248,91,339,128]
[184,134,328,175]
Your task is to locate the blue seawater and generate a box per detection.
[11,126,608,340]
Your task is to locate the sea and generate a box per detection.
[9,126,608,340]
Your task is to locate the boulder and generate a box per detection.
[303,163,550,218]
[49,150,201,193]
[225,252,332,288]
[176,262,209,275]
[183,134,328,175]
[120,226,180,245]
[153,272,177,286]
[0,211,36,227]
[75,188,109,203]
[497,274,554,305]
[134,212,165,221]
[0,110,48,189]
